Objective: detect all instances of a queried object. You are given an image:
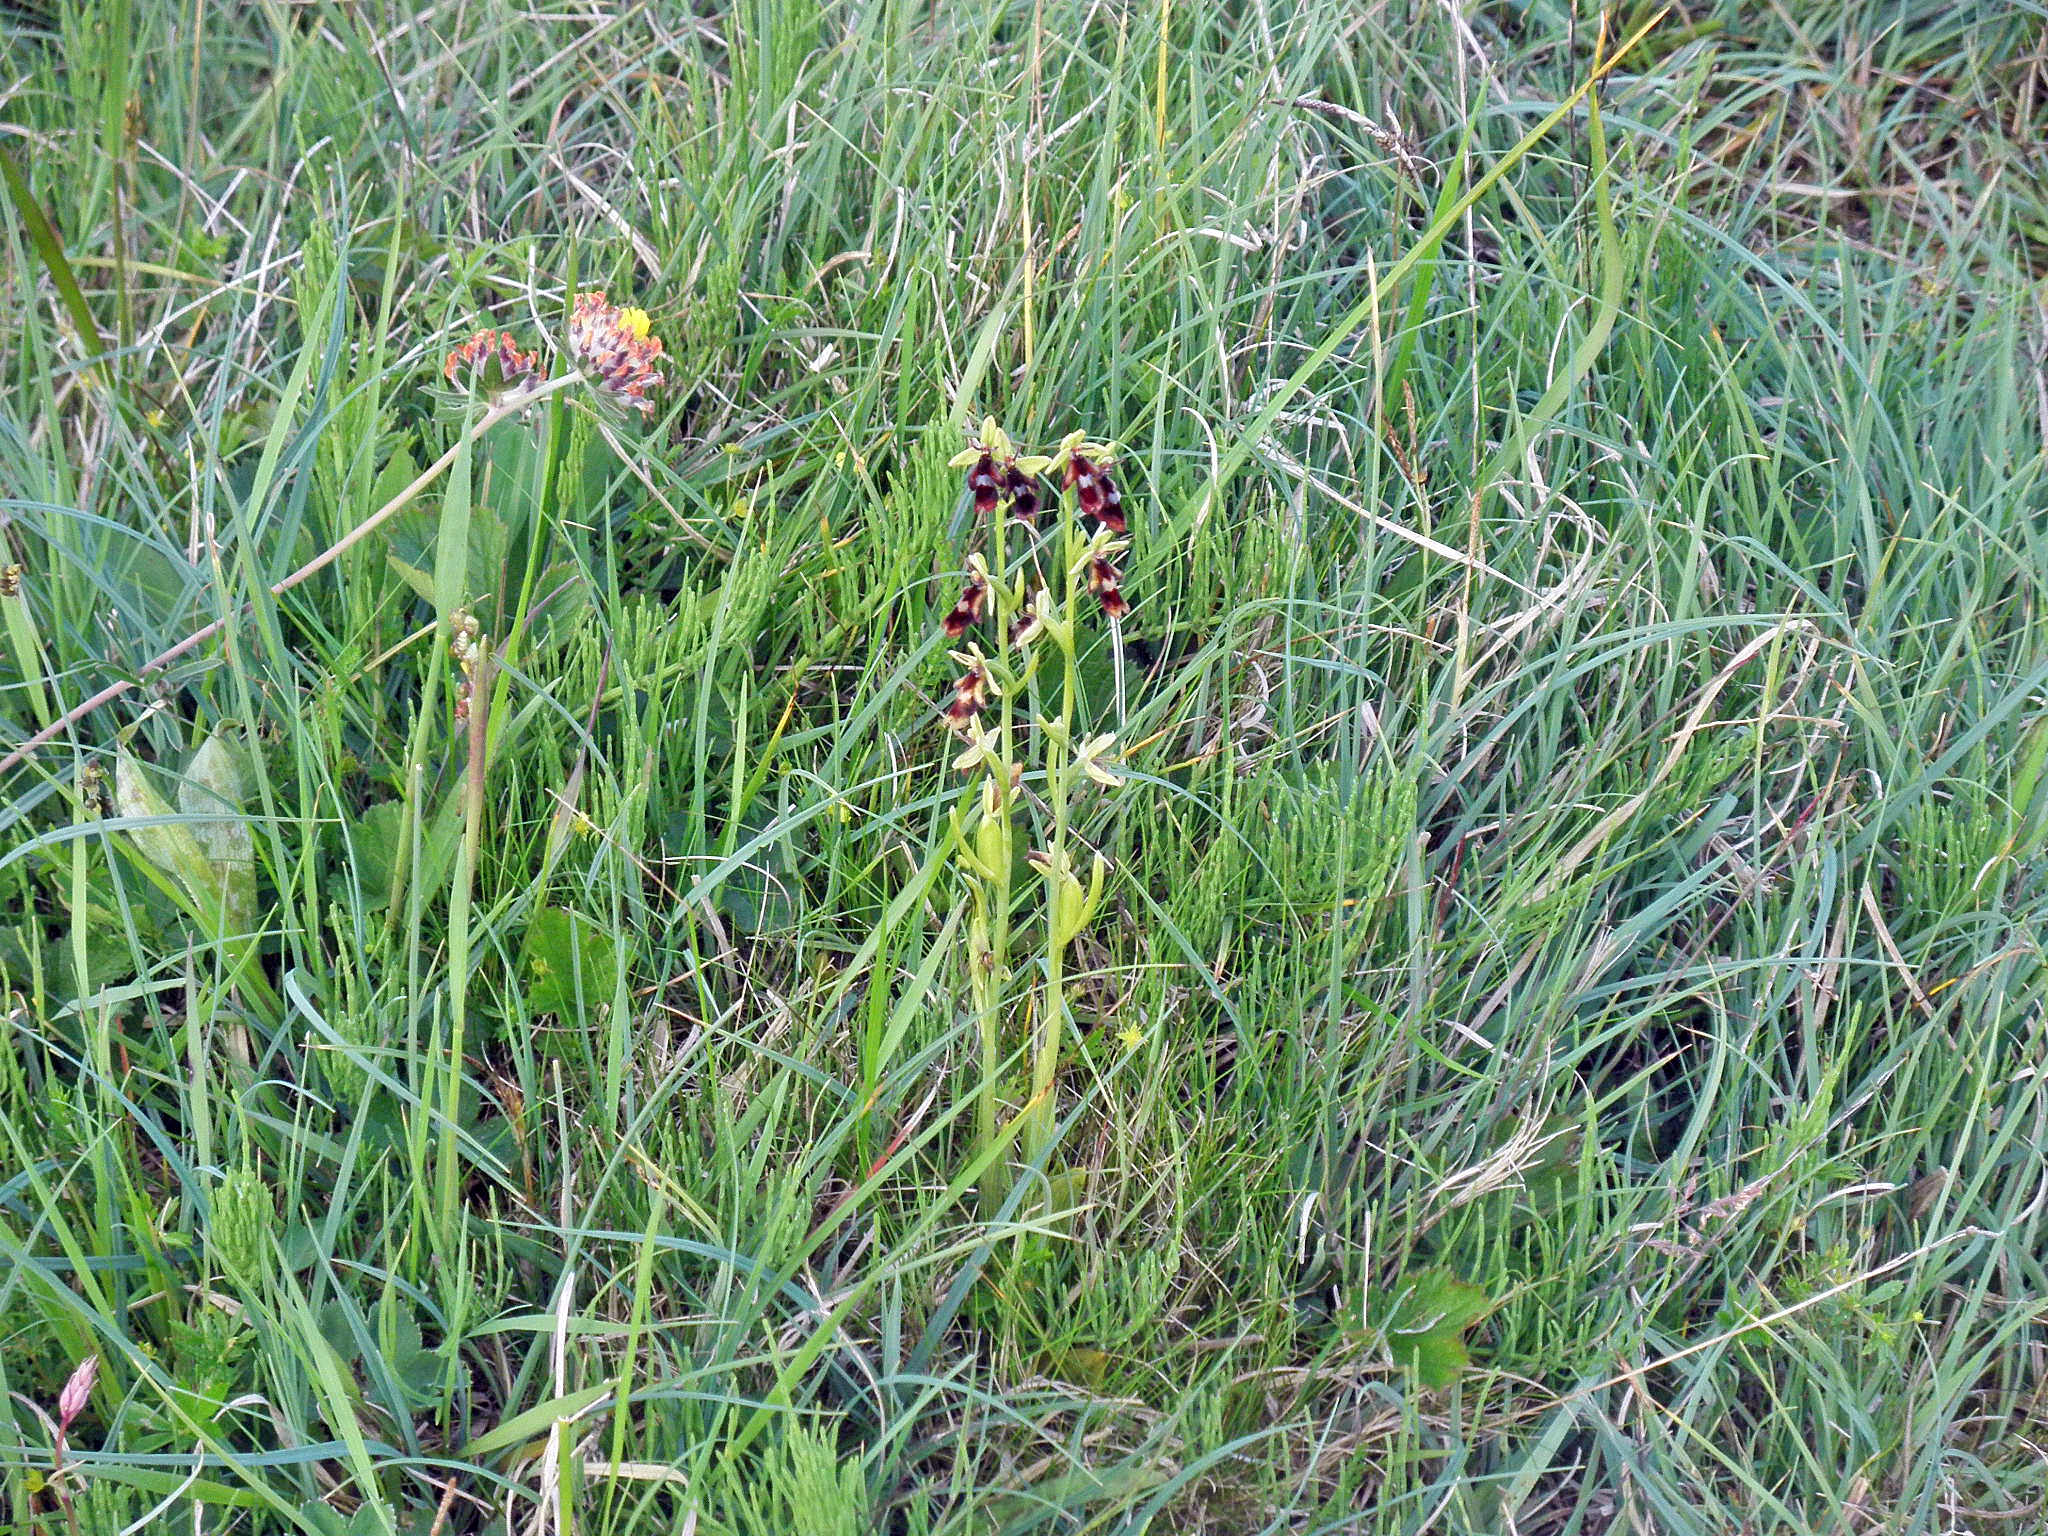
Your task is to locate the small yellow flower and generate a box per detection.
[1116,1023,1145,1052]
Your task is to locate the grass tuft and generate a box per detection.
[2,2,2045,1532]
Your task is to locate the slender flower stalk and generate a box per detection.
[1021,502,1087,1168]
[47,1354,98,1536]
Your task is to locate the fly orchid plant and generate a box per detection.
[939,417,1136,1197]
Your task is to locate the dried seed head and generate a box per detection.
[449,610,483,673]
[77,760,108,817]
[450,609,485,725]
[0,563,21,599]
[568,291,666,414]
[444,328,541,400]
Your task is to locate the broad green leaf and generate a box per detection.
[115,749,219,914]
[519,907,620,1018]
[1382,1268,1493,1389]
[1347,1267,1495,1390]
[385,551,435,604]
[179,731,255,933]
[458,1382,612,1460]
[345,800,406,908]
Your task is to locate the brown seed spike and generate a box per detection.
[967,454,1003,517]
[1003,465,1040,525]
[1088,554,1129,621]
[942,570,989,637]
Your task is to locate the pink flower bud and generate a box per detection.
[58,1355,98,1429]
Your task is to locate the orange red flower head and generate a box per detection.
[442,291,666,417]
[443,329,540,398]
[567,291,666,414]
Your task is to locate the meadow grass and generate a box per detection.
[2,2,2045,1531]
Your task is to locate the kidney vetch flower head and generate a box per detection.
[443,328,541,403]
[442,290,669,421]
[567,290,667,415]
